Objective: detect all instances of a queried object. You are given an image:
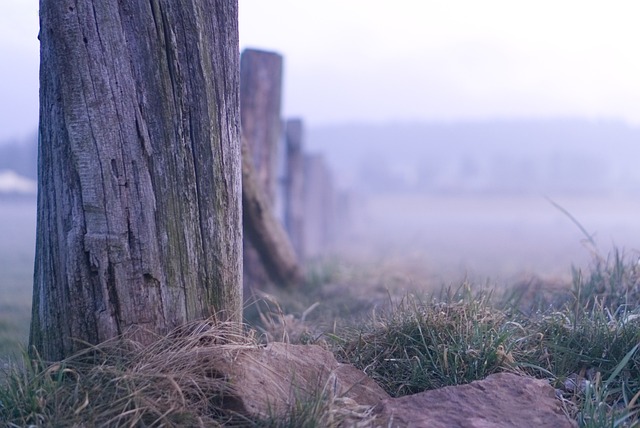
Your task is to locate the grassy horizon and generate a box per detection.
[3,248,639,426]
[0,199,35,360]
[2,195,640,426]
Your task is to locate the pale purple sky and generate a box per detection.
[2,0,640,142]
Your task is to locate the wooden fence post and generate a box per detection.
[240,48,302,290]
[303,154,336,259]
[240,48,282,203]
[284,118,305,259]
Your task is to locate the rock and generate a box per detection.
[563,373,592,394]
[374,372,577,428]
[214,342,390,418]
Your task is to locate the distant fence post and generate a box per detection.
[303,154,335,259]
[284,119,305,260]
[334,190,355,243]
[240,48,283,290]
[240,48,283,204]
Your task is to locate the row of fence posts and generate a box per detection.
[240,48,350,291]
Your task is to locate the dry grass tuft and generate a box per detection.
[1,319,258,427]
[1,316,374,427]
[249,290,322,345]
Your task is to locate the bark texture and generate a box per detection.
[32,0,242,360]
[242,139,303,287]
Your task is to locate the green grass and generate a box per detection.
[2,248,640,426]
[335,286,514,396]
[329,250,640,426]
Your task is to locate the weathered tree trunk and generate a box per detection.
[242,138,303,287]
[31,0,242,361]
[284,119,306,260]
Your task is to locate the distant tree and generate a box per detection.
[31,0,242,361]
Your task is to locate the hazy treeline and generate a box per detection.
[5,119,640,197]
[308,119,640,196]
[0,132,37,179]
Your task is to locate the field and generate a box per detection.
[2,193,639,358]
[0,199,35,359]
[2,194,640,425]
[338,192,640,284]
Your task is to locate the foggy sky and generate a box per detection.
[2,1,640,142]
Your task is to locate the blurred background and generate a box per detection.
[2,1,640,349]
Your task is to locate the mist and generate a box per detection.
[3,118,640,285]
[302,119,640,285]
[3,1,640,294]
